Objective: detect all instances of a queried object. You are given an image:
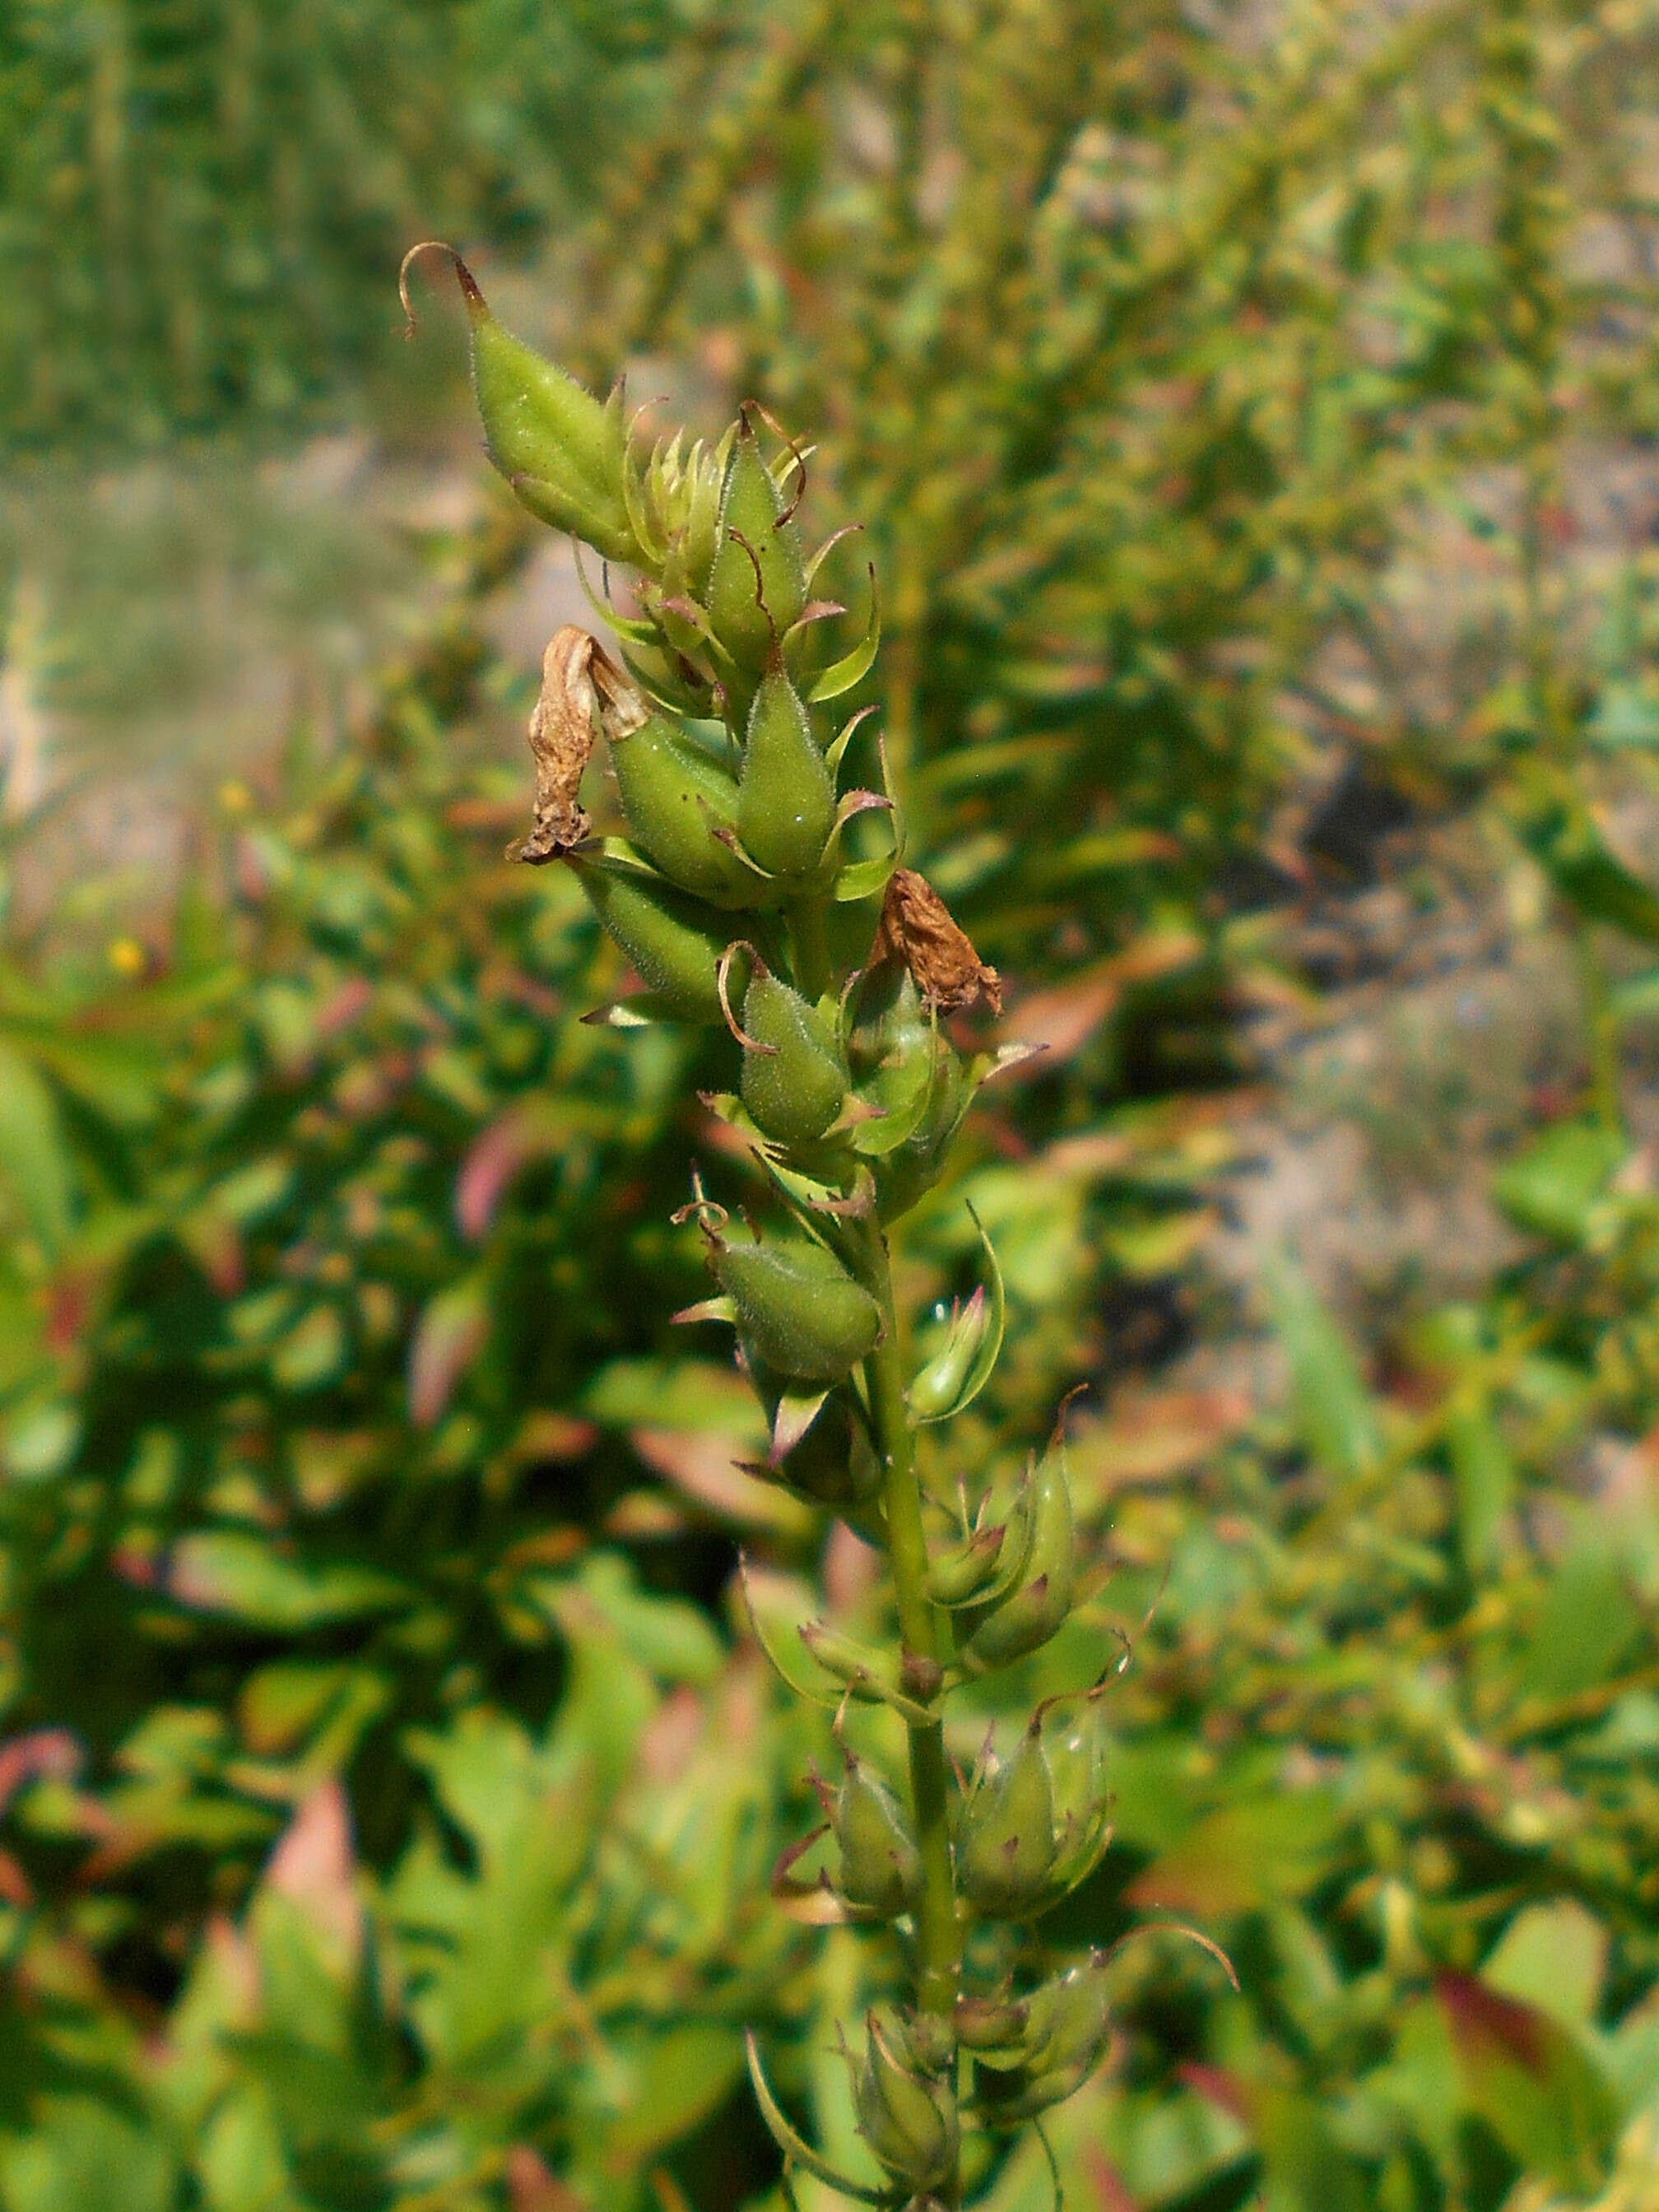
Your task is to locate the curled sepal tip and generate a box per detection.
[746,2035,903,2207]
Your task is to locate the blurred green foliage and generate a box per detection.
[4,0,1659,2206]
[0,0,737,445]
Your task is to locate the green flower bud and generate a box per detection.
[955,1991,1031,2058]
[741,968,848,1143]
[611,715,758,907]
[852,2014,960,2191]
[850,969,975,1219]
[833,1754,921,1917]
[737,667,837,887]
[960,1442,1076,1675]
[567,853,730,1024]
[957,1718,1057,1918]
[707,410,807,672]
[908,1285,992,1420]
[709,1229,881,1382]
[405,246,639,565]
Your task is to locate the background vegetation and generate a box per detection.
[4,0,1659,2205]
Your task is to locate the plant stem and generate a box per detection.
[859,1219,960,2024]
[786,896,834,1004]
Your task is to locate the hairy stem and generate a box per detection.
[785,896,833,1004]
[859,1219,960,2024]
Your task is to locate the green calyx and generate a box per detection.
[707,408,808,674]
[610,714,759,908]
[708,1228,881,1382]
[968,1955,1115,2126]
[831,1755,921,1917]
[959,1441,1077,1674]
[738,667,837,888]
[739,968,848,1143]
[402,244,639,566]
[851,2013,961,2191]
[957,1718,1057,1917]
[566,853,731,1025]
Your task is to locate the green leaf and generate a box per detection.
[1483,1901,1607,2031]
[0,2098,178,2212]
[1445,1397,1513,1575]
[407,1271,490,1428]
[1437,1970,1618,2187]
[1492,1119,1626,1244]
[169,1533,413,1629]
[1263,1252,1381,1481]
[0,1037,74,1254]
[1519,799,1659,942]
[1515,1531,1643,1703]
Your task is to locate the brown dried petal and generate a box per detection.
[509,628,647,863]
[871,867,1002,1016]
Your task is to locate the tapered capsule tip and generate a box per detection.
[399,239,488,342]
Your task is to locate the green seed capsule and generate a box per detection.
[741,969,848,1142]
[710,1231,881,1382]
[566,855,730,1024]
[440,258,639,565]
[852,2014,960,2191]
[960,1443,1076,1675]
[707,411,807,672]
[833,1755,920,1917]
[737,668,837,887]
[958,1718,1058,1917]
[611,716,757,907]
